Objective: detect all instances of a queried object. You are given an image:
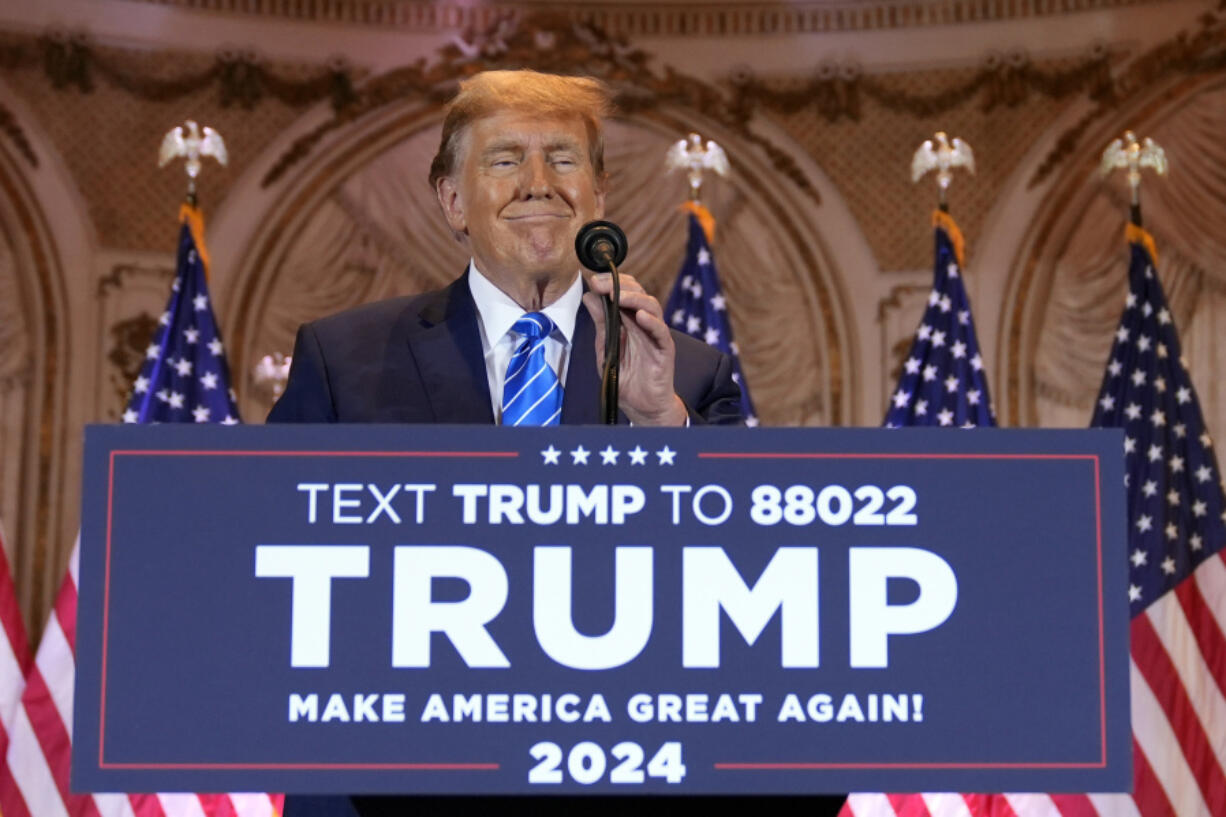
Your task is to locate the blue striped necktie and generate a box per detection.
[501,312,563,426]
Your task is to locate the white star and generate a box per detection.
[686,315,701,334]
[600,445,620,465]
[944,375,959,393]
[745,415,759,427]
[221,414,239,425]
[1167,489,1180,506]
[1142,480,1157,497]
[158,310,170,326]
[1130,369,1146,386]
[697,248,710,266]
[1190,532,1203,551]
[1154,376,1166,393]
[1164,522,1177,540]
[1174,423,1187,439]
[937,408,954,426]
[951,340,967,359]
[938,294,952,313]
[1176,386,1191,404]
[922,365,938,382]
[1124,436,1136,454]
[915,399,928,416]
[134,375,150,394]
[1192,499,1207,518]
[628,445,648,465]
[1150,408,1166,428]
[957,309,969,325]
[541,445,561,465]
[970,354,983,371]
[1157,307,1171,325]
[1124,403,1142,420]
[931,330,946,348]
[1129,584,1142,602]
[904,357,921,374]
[1136,515,1153,533]
[917,324,932,341]
[1131,546,1148,565]
[155,388,170,403]
[928,289,940,306]
[892,389,911,408]
[122,408,138,423]
[1115,326,1130,343]
[967,389,981,405]
[710,293,726,311]
[570,445,590,465]
[1201,431,1213,448]
[1142,301,1153,316]
[1099,394,1116,412]
[174,358,193,377]
[1157,343,1168,359]
[731,372,741,384]
[146,343,160,360]
[184,327,200,344]
[193,294,208,311]
[656,446,676,465]
[689,280,703,298]
[1136,334,1151,352]
[1146,444,1161,462]
[192,405,210,423]
[671,309,685,326]
[168,391,185,409]
[1195,465,1212,483]
[703,327,720,345]
[1126,292,1138,308]
[1161,557,1176,575]
[208,338,223,356]
[1171,456,1185,473]
[200,371,218,390]
[947,262,959,278]
[1107,359,1122,376]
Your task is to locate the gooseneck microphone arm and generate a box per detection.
[575,221,629,425]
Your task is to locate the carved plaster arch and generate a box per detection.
[998,70,1226,439]
[0,77,96,634]
[223,94,865,427]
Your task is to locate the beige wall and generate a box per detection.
[1,0,1224,636]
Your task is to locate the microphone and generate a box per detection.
[575,220,629,425]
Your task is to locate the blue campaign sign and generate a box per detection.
[73,425,1129,795]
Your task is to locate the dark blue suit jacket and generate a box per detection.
[268,272,743,426]
[269,273,741,817]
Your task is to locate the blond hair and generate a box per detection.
[428,70,614,188]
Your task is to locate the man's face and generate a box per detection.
[437,110,606,290]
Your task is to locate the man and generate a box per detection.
[269,69,742,427]
[274,70,742,816]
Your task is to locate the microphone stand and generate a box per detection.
[599,253,621,425]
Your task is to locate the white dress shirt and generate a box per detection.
[467,261,583,423]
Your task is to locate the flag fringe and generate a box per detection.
[932,209,965,268]
[680,201,716,243]
[1125,222,1160,265]
[178,202,212,278]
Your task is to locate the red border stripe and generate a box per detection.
[1131,737,1177,817]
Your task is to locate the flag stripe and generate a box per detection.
[5,701,67,817]
[1129,658,1213,817]
[1129,737,1177,817]
[1183,551,1226,700]
[891,792,932,817]
[1047,794,1097,817]
[1002,794,1060,817]
[1144,574,1226,777]
[921,793,973,817]
[22,664,102,817]
[1130,613,1226,810]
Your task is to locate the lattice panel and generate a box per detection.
[765,61,1079,272]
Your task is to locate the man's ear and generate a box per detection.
[593,173,608,219]
[436,177,467,235]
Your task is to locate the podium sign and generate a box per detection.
[74,425,1130,794]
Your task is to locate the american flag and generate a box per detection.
[0,523,30,816]
[664,204,758,426]
[844,226,1226,817]
[0,205,282,817]
[884,211,994,429]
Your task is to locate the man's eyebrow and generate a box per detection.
[480,139,524,157]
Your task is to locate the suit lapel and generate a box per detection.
[562,301,603,425]
[404,274,495,424]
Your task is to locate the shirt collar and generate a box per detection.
[467,260,581,345]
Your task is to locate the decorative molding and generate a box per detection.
[122,0,1185,35]
[0,102,36,168]
[0,31,359,112]
[1030,3,1226,187]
